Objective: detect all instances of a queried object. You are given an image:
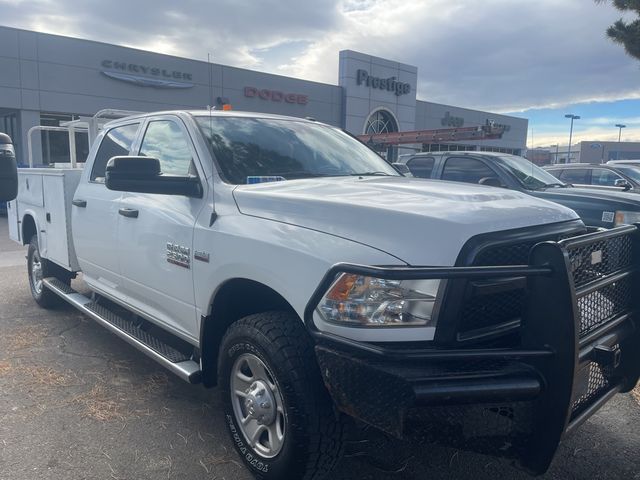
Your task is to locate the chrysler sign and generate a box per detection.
[100,60,194,89]
[356,69,411,96]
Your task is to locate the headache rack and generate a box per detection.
[305,224,640,475]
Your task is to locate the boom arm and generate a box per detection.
[357,123,507,146]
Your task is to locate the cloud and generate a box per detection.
[530,126,640,148]
[581,116,640,127]
[0,0,340,68]
[277,0,640,113]
[0,0,638,115]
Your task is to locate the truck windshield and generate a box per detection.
[616,166,640,183]
[496,154,566,190]
[195,116,398,184]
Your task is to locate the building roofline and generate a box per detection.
[0,24,341,89]
[415,98,527,122]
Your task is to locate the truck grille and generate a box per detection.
[459,288,525,332]
[571,361,612,416]
[473,241,536,267]
[566,234,632,287]
[459,228,634,341]
[560,228,636,419]
[563,233,634,337]
[576,276,632,336]
[458,232,576,338]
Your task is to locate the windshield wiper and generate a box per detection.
[350,171,393,176]
[267,172,334,179]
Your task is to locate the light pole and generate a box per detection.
[615,123,626,160]
[565,114,580,163]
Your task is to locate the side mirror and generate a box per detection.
[105,156,202,198]
[391,162,412,177]
[478,176,505,188]
[0,133,18,202]
[614,178,632,191]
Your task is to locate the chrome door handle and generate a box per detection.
[72,199,87,208]
[118,208,139,218]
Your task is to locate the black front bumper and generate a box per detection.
[305,225,640,475]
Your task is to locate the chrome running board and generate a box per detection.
[43,277,201,384]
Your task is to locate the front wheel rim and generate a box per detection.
[230,353,286,458]
[31,250,43,295]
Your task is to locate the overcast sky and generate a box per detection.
[2,0,639,147]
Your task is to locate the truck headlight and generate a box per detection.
[317,274,440,327]
[614,210,640,226]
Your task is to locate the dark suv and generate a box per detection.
[544,163,640,193]
[398,151,640,228]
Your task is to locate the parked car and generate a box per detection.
[544,162,640,193]
[607,159,640,167]
[4,112,640,479]
[398,151,640,227]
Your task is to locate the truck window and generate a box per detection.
[591,168,624,186]
[139,120,194,176]
[90,123,140,182]
[546,168,563,180]
[441,157,497,184]
[406,157,435,178]
[559,168,589,184]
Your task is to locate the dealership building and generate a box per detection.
[0,25,528,166]
[547,141,640,164]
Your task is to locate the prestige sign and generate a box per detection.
[244,87,308,105]
[356,69,411,96]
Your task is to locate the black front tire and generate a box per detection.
[27,235,67,308]
[219,311,345,480]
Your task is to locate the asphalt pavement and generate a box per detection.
[0,215,638,480]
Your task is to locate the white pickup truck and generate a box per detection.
[2,110,639,480]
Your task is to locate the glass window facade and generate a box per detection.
[421,144,521,156]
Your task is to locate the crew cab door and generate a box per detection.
[72,122,141,291]
[116,116,206,340]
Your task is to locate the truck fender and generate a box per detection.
[199,277,298,387]
[21,211,40,247]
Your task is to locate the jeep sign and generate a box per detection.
[441,112,464,128]
[356,70,410,96]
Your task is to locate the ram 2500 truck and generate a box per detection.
[4,110,640,480]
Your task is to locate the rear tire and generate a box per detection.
[219,311,345,480]
[27,235,66,308]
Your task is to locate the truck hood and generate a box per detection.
[233,177,580,266]
[532,186,640,209]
